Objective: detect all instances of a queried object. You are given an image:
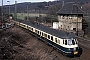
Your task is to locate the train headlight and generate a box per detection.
[74,51,78,55]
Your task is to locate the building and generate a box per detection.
[57,2,84,34]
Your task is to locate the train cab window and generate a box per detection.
[68,40,72,45]
[75,39,78,44]
[51,36,53,41]
[55,38,57,43]
[72,40,75,45]
[74,39,78,44]
[48,35,50,39]
[68,39,75,45]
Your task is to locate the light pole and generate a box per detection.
[7,1,10,16]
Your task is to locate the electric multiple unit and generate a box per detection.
[12,20,82,57]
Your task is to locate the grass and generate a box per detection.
[12,13,47,20]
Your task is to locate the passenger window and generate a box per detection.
[72,40,75,45]
[58,39,60,44]
[44,33,47,38]
[42,33,43,36]
[40,32,41,35]
[63,40,64,44]
[75,39,78,44]
[32,28,33,31]
[38,31,39,34]
[51,36,53,41]
[48,35,50,39]
[55,38,57,43]
[65,40,67,45]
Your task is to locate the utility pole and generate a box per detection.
[15,1,17,20]
[7,1,10,16]
[2,0,3,23]
[76,5,78,36]
[1,0,4,28]
[27,3,29,21]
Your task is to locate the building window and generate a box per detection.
[61,25,62,28]
[73,28,76,31]
[68,26,69,28]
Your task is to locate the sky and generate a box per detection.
[0,0,55,6]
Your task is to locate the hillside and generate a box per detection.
[63,0,90,3]
[2,0,90,14]
[3,1,62,14]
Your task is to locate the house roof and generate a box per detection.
[57,2,85,15]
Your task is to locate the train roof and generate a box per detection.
[16,20,76,39]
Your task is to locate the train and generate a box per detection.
[11,19,82,57]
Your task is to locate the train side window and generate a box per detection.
[55,38,57,43]
[44,33,47,38]
[23,25,25,27]
[65,40,67,45]
[27,26,28,28]
[75,39,78,44]
[58,39,60,44]
[40,32,41,35]
[51,36,53,41]
[42,33,43,36]
[32,28,33,31]
[63,40,64,44]
[38,31,39,34]
[48,35,50,39]
[35,30,36,33]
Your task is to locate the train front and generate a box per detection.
[63,38,82,57]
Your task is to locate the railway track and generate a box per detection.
[77,37,90,48]
[78,37,90,43]
[0,26,90,60]
[18,26,90,60]
[77,37,90,60]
